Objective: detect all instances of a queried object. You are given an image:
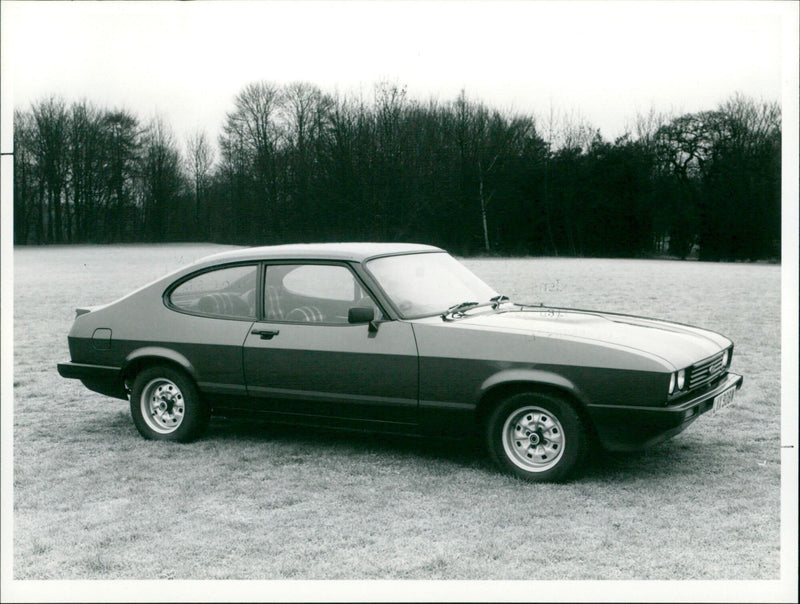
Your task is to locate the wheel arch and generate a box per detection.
[475,370,598,442]
[122,347,198,387]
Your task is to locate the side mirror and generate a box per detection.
[348,306,381,334]
[348,306,375,324]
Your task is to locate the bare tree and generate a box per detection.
[541,103,559,255]
[30,96,70,242]
[185,130,215,238]
[102,109,141,241]
[631,106,671,148]
[68,100,106,241]
[555,109,597,153]
[373,80,408,239]
[718,93,780,156]
[451,90,541,251]
[141,117,183,240]
[220,81,282,238]
[13,109,38,243]
[280,82,333,236]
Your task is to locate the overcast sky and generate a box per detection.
[0,1,794,149]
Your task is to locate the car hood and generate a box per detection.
[440,306,731,369]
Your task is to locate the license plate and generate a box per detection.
[712,386,737,415]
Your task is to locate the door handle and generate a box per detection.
[251,328,280,340]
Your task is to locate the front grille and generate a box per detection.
[687,351,727,391]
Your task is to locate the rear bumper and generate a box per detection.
[58,361,119,380]
[57,361,127,400]
[588,373,743,451]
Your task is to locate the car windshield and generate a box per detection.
[366,252,498,318]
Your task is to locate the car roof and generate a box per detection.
[195,242,445,266]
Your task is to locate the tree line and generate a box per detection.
[13,83,781,260]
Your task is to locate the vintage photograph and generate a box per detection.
[1,1,797,602]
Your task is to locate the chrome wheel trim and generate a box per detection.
[140,377,185,434]
[501,405,565,472]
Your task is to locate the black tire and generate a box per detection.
[486,391,586,482]
[129,365,209,442]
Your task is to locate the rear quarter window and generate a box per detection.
[169,264,258,319]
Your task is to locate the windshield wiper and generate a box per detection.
[441,301,479,320]
[490,294,510,309]
[442,296,511,320]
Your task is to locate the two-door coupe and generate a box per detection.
[58,243,743,481]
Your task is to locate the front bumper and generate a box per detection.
[587,372,744,451]
[57,361,126,399]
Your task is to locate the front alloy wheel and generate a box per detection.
[130,365,208,442]
[487,392,586,482]
[502,405,565,472]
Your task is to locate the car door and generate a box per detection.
[242,262,419,428]
[163,263,259,406]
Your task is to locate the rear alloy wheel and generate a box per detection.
[487,391,586,482]
[130,365,208,442]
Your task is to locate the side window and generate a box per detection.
[283,265,356,300]
[169,265,257,319]
[264,264,379,324]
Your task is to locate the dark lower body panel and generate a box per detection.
[211,404,422,437]
[59,358,744,454]
[57,360,422,435]
[587,373,743,451]
[57,361,126,399]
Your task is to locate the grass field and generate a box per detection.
[10,244,783,584]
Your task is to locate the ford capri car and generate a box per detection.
[58,243,743,481]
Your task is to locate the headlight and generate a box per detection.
[668,372,676,394]
[677,369,686,390]
[722,349,730,367]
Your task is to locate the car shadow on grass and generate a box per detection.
[580,440,706,482]
[206,415,708,482]
[207,415,495,474]
[96,411,706,482]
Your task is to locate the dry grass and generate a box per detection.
[9,245,783,587]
